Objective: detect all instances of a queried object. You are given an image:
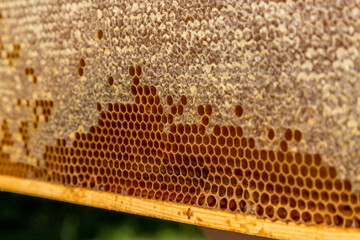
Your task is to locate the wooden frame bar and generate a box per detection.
[0,175,359,240]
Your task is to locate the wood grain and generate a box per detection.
[0,175,359,240]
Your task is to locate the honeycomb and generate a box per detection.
[1,0,360,233]
[0,65,359,228]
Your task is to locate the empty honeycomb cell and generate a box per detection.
[345,219,353,228]
[256,205,264,217]
[220,198,228,209]
[207,195,216,207]
[266,206,275,218]
[277,207,287,219]
[338,205,353,217]
[290,209,300,221]
[239,200,247,213]
[302,212,312,223]
[355,218,360,228]
[260,193,269,205]
[333,215,344,227]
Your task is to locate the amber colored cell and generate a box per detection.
[166,95,173,106]
[180,95,187,106]
[302,212,312,223]
[170,105,177,115]
[167,114,173,124]
[328,166,337,179]
[207,195,216,207]
[239,200,247,213]
[135,65,142,76]
[128,66,135,77]
[79,58,85,67]
[96,103,102,112]
[284,129,292,141]
[277,207,287,219]
[294,129,302,142]
[178,105,184,115]
[78,67,83,76]
[268,128,275,140]
[198,105,205,116]
[229,199,237,211]
[205,105,212,116]
[256,205,264,216]
[235,105,243,117]
[108,76,114,86]
[290,210,300,221]
[266,206,274,218]
[202,116,209,126]
[333,215,344,227]
[248,138,255,149]
[97,29,103,39]
[280,140,288,152]
[338,204,353,217]
[220,198,228,210]
[314,154,322,166]
[344,180,352,192]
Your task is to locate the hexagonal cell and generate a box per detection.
[79,58,85,67]
[135,65,142,76]
[108,76,114,86]
[267,128,275,140]
[78,67,84,76]
[284,129,293,141]
[97,29,103,40]
[235,105,243,117]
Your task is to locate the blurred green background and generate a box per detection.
[0,191,208,240]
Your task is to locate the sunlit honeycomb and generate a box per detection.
[1,0,360,233]
[1,65,359,229]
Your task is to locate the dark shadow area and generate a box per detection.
[201,227,273,240]
[0,191,207,240]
